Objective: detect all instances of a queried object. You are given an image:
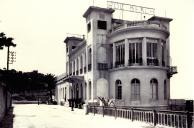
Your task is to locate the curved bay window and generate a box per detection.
[128,39,142,65]
[150,79,158,100]
[115,80,122,99]
[115,41,125,67]
[147,38,159,66]
[131,79,140,100]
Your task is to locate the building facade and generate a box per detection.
[55,6,177,108]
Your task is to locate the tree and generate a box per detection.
[0,32,6,49]
[44,74,56,103]
[0,32,16,70]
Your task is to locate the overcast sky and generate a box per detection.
[0,0,193,99]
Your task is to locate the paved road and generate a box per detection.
[2,104,169,128]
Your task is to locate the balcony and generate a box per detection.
[111,20,167,33]
[167,66,178,78]
[147,58,159,66]
[88,64,92,71]
[128,58,143,66]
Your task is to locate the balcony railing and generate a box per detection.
[147,58,159,66]
[128,58,143,66]
[98,63,108,70]
[167,66,178,78]
[112,20,167,32]
[115,61,124,68]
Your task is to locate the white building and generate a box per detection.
[55,5,177,109]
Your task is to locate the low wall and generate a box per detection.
[0,83,12,122]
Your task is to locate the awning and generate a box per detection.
[57,75,84,84]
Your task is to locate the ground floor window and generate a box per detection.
[115,80,122,99]
[150,79,158,100]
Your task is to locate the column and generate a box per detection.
[142,37,147,66]
[125,39,129,66]
[113,43,116,68]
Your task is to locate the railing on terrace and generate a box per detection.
[87,106,193,128]
[112,20,167,32]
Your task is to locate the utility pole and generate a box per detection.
[7,46,9,70]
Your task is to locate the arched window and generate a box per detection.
[131,79,140,100]
[115,80,122,99]
[164,80,167,100]
[150,79,158,100]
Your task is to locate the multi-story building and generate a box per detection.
[55,5,177,108]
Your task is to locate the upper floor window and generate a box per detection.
[131,79,140,101]
[88,48,92,71]
[161,40,166,66]
[129,39,142,65]
[97,20,107,30]
[150,78,158,100]
[115,41,125,67]
[147,38,159,66]
[87,22,91,33]
[115,80,122,99]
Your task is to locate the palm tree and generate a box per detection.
[0,32,16,70]
[0,32,6,49]
[4,37,16,70]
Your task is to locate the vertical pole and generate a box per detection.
[153,110,157,126]
[131,107,134,121]
[7,46,10,70]
[114,107,117,119]
[102,106,104,117]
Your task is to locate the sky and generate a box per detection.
[0,0,193,99]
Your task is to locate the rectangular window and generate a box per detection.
[129,42,142,65]
[115,43,125,67]
[147,39,158,66]
[87,22,91,32]
[97,20,107,30]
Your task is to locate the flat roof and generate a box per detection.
[64,37,84,44]
[148,16,173,22]
[83,6,114,18]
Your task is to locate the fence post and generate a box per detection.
[131,107,134,122]
[102,106,104,117]
[187,111,192,128]
[153,109,157,126]
[93,106,95,116]
[114,107,117,119]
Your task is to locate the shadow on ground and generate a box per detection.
[0,107,15,128]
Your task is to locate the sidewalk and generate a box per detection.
[0,104,172,128]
